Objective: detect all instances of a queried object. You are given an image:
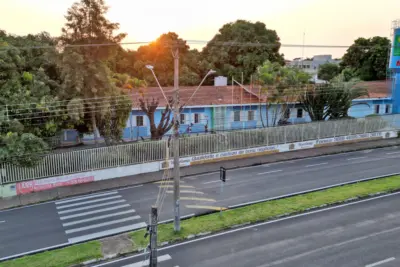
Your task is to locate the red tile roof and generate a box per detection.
[131,80,391,108]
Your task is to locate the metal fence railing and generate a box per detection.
[1,114,399,185]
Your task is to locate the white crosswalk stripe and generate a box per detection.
[55,192,146,244]
[122,254,173,267]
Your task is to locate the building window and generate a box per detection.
[194,113,200,124]
[136,116,144,126]
[233,111,241,122]
[297,109,303,118]
[385,104,390,114]
[180,114,186,124]
[375,105,380,114]
[248,110,255,121]
[284,109,290,119]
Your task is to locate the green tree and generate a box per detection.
[341,36,390,81]
[59,0,130,145]
[300,76,369,121]
[318,63,340,81]
[203,20,284,83]
[0,33,62,166]
[257,61,310,126]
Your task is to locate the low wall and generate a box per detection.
[0,130,396,202]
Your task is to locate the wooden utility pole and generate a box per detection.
[149,206,158,267]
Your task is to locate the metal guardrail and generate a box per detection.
[1,115,399,184]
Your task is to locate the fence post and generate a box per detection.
[317,122,321,140]
[284,126,287,144]
[301,124,304,142]
[333,121,337,137]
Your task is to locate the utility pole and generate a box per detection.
[172,41,183,232]
[149,206,158,267]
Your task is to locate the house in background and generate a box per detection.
[59,78,392,145]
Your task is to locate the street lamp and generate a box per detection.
[145,65,171,108]
[185,69,217,105]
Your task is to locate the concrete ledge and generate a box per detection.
[1,137,400,210]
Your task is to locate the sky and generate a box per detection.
[1,0,400,59]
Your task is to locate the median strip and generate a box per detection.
[4,175,400,267]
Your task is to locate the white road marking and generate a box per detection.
[56,195,122,209]
[58,200,126,214]
[365,257,396,267]
[60,204,130,220]
[257,170,283,175]
[65,216,141,234]
[55,191,119,204]
[62,210,137,227]
[347,157,367,161]
[167,190,204,195]
[387,151,400,155]
[118,184,143,191]
[122,254,172,267]
[68,222,147,243]
[203,179,229,184]
[305,162,328,168]
[0,221,5,223]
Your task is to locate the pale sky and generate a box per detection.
[1,0,399,59]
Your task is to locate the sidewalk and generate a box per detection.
[2,137,400,210]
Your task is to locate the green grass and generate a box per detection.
[131,175,400,248]
[0,241,102,267]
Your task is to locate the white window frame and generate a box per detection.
[297,108,303,118]
[194,113,200,124]
[375,105,380,114]
[136,115,144,127]
[233,111,241,122]
[180,113,187,124]
[385,104,391,114]
[248,110,255,121]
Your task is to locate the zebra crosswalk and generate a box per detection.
[56,191,146,244]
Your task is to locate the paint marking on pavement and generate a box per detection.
[58,200,126,214]
[387,151,400,155]
[347,157,367,161]
[257,170,283,175]
[154,180,185,184]
[365,257,396,267]
[56,195,122,209]
[117,184,143,192]
[68,222,147,244]
[122,254,172,267]
[62,210,137,227]
[167,190,204,195]
[186,205,227,211]
[181,197,216,202]
[158,185,194,188]
[65,216,141,234]
[305,162,328,168]
[60,204,130,220]
[203,179,230,184]
[0,220,5,223]
[56,191,119,204]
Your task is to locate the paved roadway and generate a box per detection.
[2,146,400,260]
[95,192,400,267]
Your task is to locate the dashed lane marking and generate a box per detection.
[158,185,194,188]
[166,190,204,195]
[181,197,216,202]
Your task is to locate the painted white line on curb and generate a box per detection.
[347,157,367,161]
[387,151,400,155]
[92,191,400,267]
[257,170,283,175]
[305,162,328,167]
[0,221,5,223]
[365,257,396,267]
[65,216,141,234]
[0,242,71,262]
[56,195,122,209]
[59,204,131,220]
[55,191,119,204]
[158,213,196,225]
[122,254,172,267]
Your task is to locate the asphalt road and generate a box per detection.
[2,146,400,260]
[94,192,400,267]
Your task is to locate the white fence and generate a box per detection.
[1,115,399,184]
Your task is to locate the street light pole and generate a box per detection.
[172,45,181,232]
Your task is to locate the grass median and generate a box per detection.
[0,241,102,267]
[3,175,400,267]
[130,175,400,248]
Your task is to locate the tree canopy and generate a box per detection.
[318,63,340,82]
[340,36,390,81]
[203,20,284,83]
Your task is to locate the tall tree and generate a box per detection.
[257,61,310,126]
[0,33,63,166]
[341,36,390,81]
[300,75,369,121]
[318,63,340,82]
[203,20,284,83]
[59,0,130,145]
